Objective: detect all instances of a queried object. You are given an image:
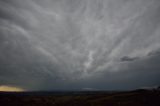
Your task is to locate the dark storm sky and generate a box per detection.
[0,0,160,91]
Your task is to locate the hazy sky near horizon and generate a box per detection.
[0,0,160,91]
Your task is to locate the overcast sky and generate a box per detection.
[0,0,160,91]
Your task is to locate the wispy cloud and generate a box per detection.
[0,0,160,90]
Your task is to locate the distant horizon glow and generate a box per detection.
[0,85,25,92]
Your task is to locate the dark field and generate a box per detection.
[0,89,160,106]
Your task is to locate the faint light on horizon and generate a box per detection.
[0,85,25,92]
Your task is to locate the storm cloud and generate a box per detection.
[0,0,160,90]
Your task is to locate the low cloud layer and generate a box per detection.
[0,0,160,90]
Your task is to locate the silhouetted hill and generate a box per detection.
[0,89,160,106]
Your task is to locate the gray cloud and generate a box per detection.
[0,0,160,90]
[148,49,160,56]
[120,56,138,62]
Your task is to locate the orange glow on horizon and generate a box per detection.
[0,85,25,92]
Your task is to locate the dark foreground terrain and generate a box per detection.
[0,89,160,106]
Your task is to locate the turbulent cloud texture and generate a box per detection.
[0,0,160,90]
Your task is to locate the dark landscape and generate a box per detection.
[0,89,160,106]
